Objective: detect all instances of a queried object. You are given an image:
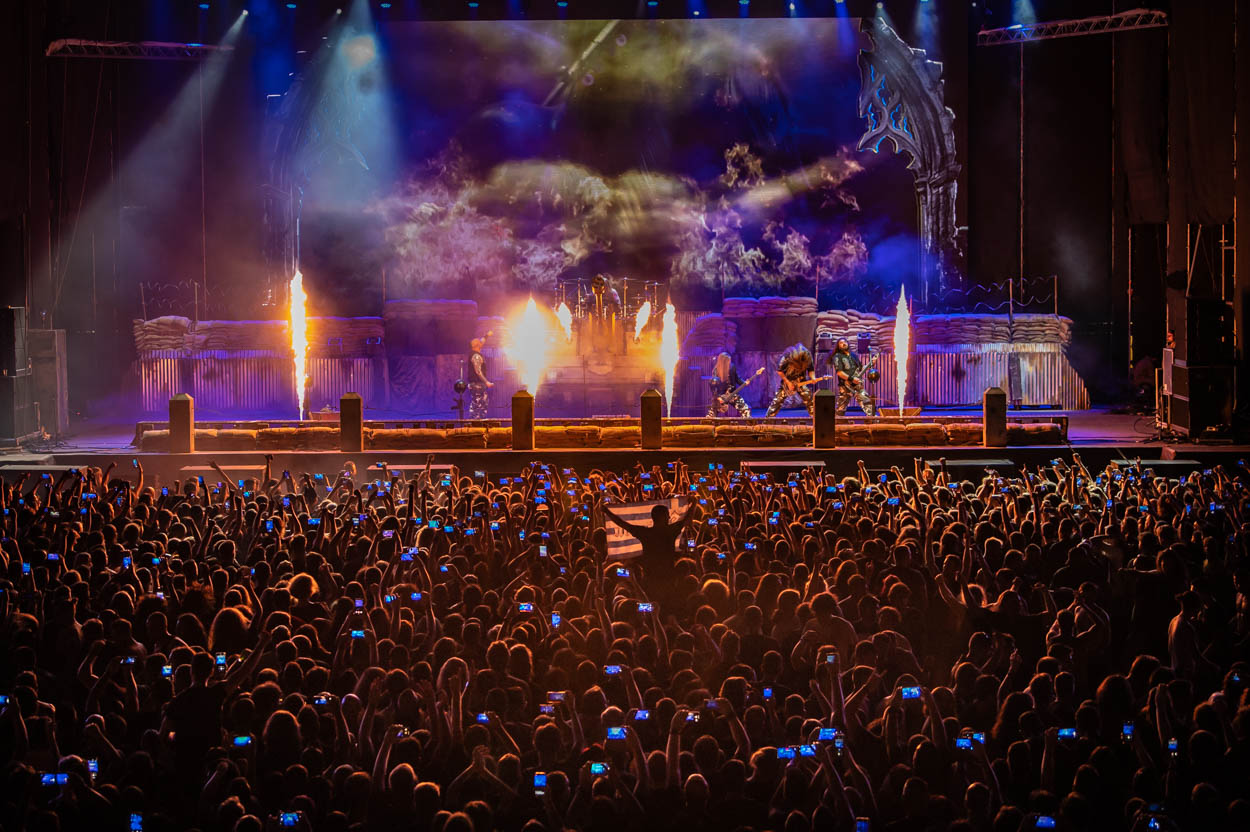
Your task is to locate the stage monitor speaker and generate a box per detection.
[1168,363,1233,436]
[1163,287,1234,365]
[0,372,38,442]
[0,307,28,376]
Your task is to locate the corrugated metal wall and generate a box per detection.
[673,343,1088,415]
[138,352,382,415]
[138,343,1087,416]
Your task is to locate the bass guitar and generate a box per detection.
[713,367,765,413]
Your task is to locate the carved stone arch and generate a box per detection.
[857,17,961,305]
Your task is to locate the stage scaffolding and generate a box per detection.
[45,40,233,61]
[977,10,1169,46]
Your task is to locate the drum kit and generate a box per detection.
[555,275,662,324]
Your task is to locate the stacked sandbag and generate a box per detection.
[756,296,818,316]
[816,311,1073,347]
[197,429,261,451]
[721,297,760,318]
[308,317,385,357]
[1008,423,1065,445]
[842,424,873,446]
[792,425,814,445]
[133,317,191,353]
[367,428,448,450]
[445,427,489,449]
[600,426,641,448]
[384,299,480,355]
[536,425,602,448]
[816,309,889,342]
[486,427,512,449]
[713,424,760,447]
[905,423,948,445]
[681,314,737,356]
[139,429,169,451]
[257,426,339,450]
[1010,314,1072,345]
[188,320,289,352]
[755,424,796,445]
[869,423,909,445]
[663,424,715,447]
[946,423,982,445]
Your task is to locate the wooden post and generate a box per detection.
[983,387,1008,447]
[640,389,663,449]
[169,394,194,453]
[340,392,363,452]
[512,390,534,451]
[814,389,837,448]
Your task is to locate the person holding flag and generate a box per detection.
[602,496,693,606]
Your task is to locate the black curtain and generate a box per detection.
[1116,27,1167,224]
[1170,0,1235,227]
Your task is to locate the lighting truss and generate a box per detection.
[46,39,234,61]
[977,9,1168,46]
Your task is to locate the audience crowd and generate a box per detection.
[2,452,1249,832]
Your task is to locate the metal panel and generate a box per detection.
[138,353,183,415]
[307,358,379,410]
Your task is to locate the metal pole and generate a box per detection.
[1127,227,1133,365]
[1018,41,1026,292]
[199,64,207,306]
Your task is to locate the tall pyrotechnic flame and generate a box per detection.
[661,303,679,416]
[633,301,652,341]
[555,303,573,342]
[288,271,309,419]
[893,287,910,411]
[507,296,553,395]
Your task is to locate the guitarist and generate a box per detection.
[706,352,755,418]
[765,342,818,418]
[832,337,877,417]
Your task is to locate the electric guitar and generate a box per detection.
[842,353,879,389]
[712,367,765,413]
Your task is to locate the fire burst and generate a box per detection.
[507,296,553,395]
[555,303,573,342]
[893,287,910,413]
[661,303,679,416]
[288,271,309,419]
[633,301,652,341]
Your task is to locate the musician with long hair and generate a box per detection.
[833,337,877,416]
[706,352,754,418]
[765,342,818,417]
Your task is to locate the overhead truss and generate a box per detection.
[977,9,1168,46]
[46,39,234,61]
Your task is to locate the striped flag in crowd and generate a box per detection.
[604,498,680,560]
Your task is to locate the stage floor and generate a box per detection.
[0,408,1245,486]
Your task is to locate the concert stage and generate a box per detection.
[3,409,1244,489]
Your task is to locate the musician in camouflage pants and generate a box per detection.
[706,352,752,418]
[467,336,493,419]
[765,343,817,418]
[833,338,876,416]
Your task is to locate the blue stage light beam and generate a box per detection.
[293,0,402,201]
[46,11,248,320]
[912,0,939,54]
[1012,1,1037,26]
